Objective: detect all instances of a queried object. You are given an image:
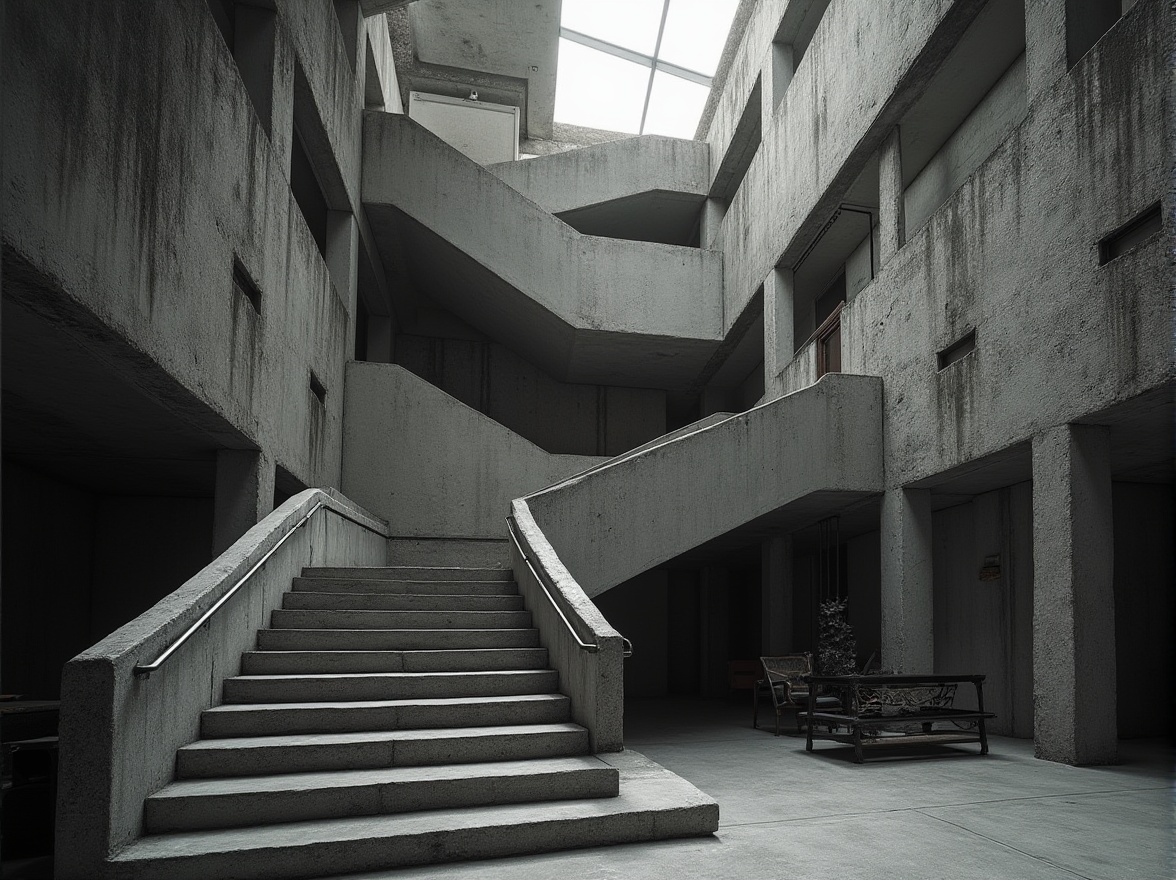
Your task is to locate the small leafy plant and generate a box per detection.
[817,598,857,675]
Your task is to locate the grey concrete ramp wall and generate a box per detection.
[341,362,604,538]
[487,136,709,215]
[523,373,884,597]
[55,489,388,879]
[361,113,723,386]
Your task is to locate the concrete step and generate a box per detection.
[200,694,572,738]
[256,628,540,651]
[145,756,619,832]
[239,648,549,675]
[292,577,517,596]
[270,609,532,630]
[304,566,514,582]
[175,723,591,778]
[119,751,719,880]
[223,669,559,703]
[281,592,524,612]
[386,538,511,569]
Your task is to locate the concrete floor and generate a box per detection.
[322,697,1173,880]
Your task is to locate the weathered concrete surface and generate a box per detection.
[1032,424,1117,765]
[880,487,934,673]
[524,374,884,597]
[361,112,723,387]
[54,489,388,879]
[2,0,371,491]
[487,136,709,216]
[364,11,403,113]
[341,362,603,538]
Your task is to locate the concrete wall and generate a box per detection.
[488,136,709,215]
[3,0,379,494]
[394,330,667,456]
[55,489,388,878]
[341,362,603,538]
[525,374,884,597]
[932,483,1035,736]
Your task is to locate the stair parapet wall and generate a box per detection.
[55,489,388,879]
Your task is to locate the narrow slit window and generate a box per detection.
[232,259,261,314]
[938,330,976,370]
[309,371,327,405]
[1099,202,1161,265]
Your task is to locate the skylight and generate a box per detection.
[555,0,739,139]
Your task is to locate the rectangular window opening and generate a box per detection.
[232,259,261,314]
[309,371,327,405]
[1099,202,1162,265]
[938,330,976,371]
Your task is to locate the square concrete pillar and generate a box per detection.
[700,198,727,249]
[763,42,794,119]
[880,487,933,672]
[1032,424,1116,764]
[878,126,905,265]
[761,534,794,655]
[764,266,795,382]
[213,449,276,556]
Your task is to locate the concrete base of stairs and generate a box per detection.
[111,751,717,880]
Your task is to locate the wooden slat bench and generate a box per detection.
[801,673,995,763]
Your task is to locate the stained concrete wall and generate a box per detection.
[487,136,709,215]
[932,484,1035,737]
[2,0,378,493]
[341,362,603,538]
[394,331,667,456]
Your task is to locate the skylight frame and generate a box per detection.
[558,0,719,136]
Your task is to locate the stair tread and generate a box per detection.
[204,693,569,715]
[149,756,614,800]
[119,752,717,864]
[179,722,586,753]
[227,669,551,682]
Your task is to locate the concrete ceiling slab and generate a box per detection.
[408,0,560,139]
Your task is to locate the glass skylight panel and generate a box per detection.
[642,71,711,139]
[554,38,648,134]
[658,0,739,77]
[560,0,665,56]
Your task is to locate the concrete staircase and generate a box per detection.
[112,542,717,879]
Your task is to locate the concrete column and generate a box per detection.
[880,487,933,672]
[327,211,361,357]
[763,42,794,119]
[1032,424,1116,764]
[761,534,794,655]
[878,127,905,264]
[213,449,276,556]
[700,198,727,249]
[699,566,730,697]
[763,266,795,380]
[1024,0,1068,103]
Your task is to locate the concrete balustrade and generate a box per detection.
[55,489,388,879]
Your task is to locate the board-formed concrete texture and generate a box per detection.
[3,0,1172,877]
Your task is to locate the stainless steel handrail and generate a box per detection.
[505,515,632,658]
[134,500,386,678]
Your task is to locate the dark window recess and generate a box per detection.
[938,330,976,370]
[290,128,329,258]
[208,0,234,51]
[309,371,327,405]
[1099,202,1161,265]
[232,259,261,314]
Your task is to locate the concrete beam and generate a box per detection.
[1032,423,1117,765]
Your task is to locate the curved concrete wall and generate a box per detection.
[523,373,884,596]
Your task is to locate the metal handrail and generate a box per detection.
[133,500,386,678]
[505,515,632,658]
